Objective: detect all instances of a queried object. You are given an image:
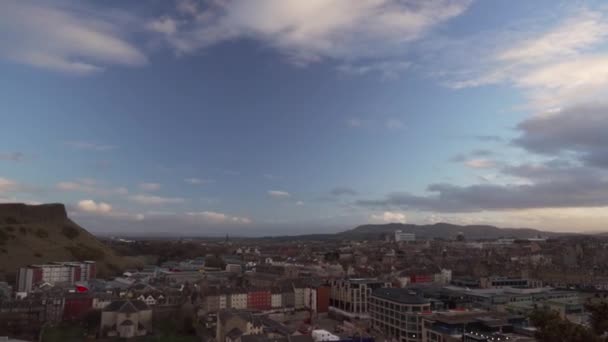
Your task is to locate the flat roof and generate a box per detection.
[372,288,430,305]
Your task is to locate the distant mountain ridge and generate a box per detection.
[337,222,567,240]
[259,222,573,241]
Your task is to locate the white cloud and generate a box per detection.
[139,183,161,191]
[147,17,178,35]
[463,158,496,169]
[296,201,305,206]
[268,190,291,198]
[186,211,252,224]
[516,54,608,110]
[77,199,112,214]
[370,211,407,223]
[57,180,128,196]
[159,0,471,69]
[0,178,18,192]
[497,10,608,64]
[129,194,185,205]
[447,9,608,110]
[0,1,147,74]
[65,141,117,151]
[338,61,410,79]
[184,177,213,185]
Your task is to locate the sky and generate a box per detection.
[3,0,608,236]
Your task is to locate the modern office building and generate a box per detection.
[480,276,528,289]
[369,288,431,342]
[329,278,391,319]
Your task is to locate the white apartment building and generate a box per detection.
[395,230,416,242]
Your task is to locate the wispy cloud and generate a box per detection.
[184,177,213,185]
[139,183,161,191]
[330,187,358,196]
[446,9,608,110]
[129,194,185,205]
[370,211,407,223]
[153,0,471,74]
[463,158,496,169]
[57,179,128,196]
[338,61,410,79]
[65,141,117,151]
[0,152,25,162]
[268,190,291,199]
[0,178,19,192]
[0,0,147,74]
[186,211,252,224]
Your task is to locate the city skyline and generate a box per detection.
[3,0,608,235]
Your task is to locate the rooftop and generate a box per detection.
[371,288,430,305]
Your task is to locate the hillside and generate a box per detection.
[337,222,566,240]
[0,203,142,280]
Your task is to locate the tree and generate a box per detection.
[586,302,608,336]
[530,308,603,342]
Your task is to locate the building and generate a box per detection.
[440,286,578,311]
[248,289,272,311]
[395,230,416,242]
[480,277,528,289]
[0,299,53,339]
[421,311,531,342]
[294,286,306,309]
[100,300,152,339]
[316,286,330,313]
[304,287,317,312]
[369,288,431,342]
[17,261,96,293]
[217,310,264,342]
[230,291,248,310]
[271,288,283,309]
[63,293,93,320]
[330,278,390,319]
[226,263,243,273]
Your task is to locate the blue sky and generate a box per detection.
[3,0,608,235]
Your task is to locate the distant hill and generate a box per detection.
[259,222,572,241]
[0,203,142,280]
[336,222,566,240]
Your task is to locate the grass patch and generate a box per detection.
[62,226,80,240]
[65,244,105,261]
[35,228,49,239]
[5,217,18,224]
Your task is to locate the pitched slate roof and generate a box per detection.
[103,299,150,312]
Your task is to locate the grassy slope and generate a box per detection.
[0,209,143,280]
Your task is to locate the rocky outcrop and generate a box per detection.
[0,203,68,223]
